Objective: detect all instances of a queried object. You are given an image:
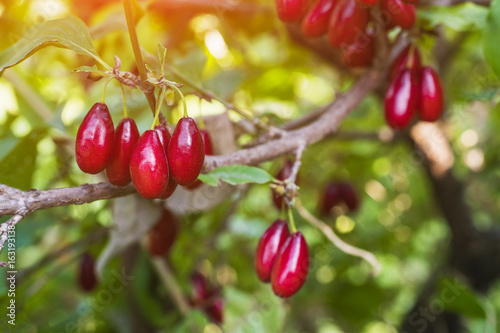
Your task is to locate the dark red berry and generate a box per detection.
[328,0,369,48]
[255,219,291,282]
[402,0,418,3]
[167,117,205,186]
[271,232,310,298]
[275,0,308,22]
[130,130,169,199]
[320,182,342,215]
[418,67,444,122]
[340,32,375,68]
[186,129,214,190]
[191,272,210,303]
[301,0,337,37]
[147,208,178,257]
[271,160,296,210]
[105,118,140,186]
[205,297,224,324]
[384,68,419,129]
[339,182,359,211]
[75,102,114,174]
[356,0,379,6]
[154,125,178,199]
[390,45,421,80]
[78,252,98,292]
[380,0,416,30]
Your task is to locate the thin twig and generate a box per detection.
[295,199,382,276]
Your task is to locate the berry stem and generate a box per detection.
[406,43,416,69]
[119,84,129,118]
[151,87,167,130]
[101,77,114,104]
[169,83,188,118]
[287,206,297,233]
[281,199,286,221]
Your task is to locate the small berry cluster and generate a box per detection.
[189,272,224,324]
[384,46,444,129]
[75,102,211,199]
[255,219,310,298]
[275,0,418,67]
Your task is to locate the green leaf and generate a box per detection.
[0,16,105,75]
[483,0,500,78]
[419,3,488,31]
[198,165,274,186]
[437,276,486,319]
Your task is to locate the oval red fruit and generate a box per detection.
[130,130,169,199]
[105,118,140,186]
[167,117,205,186]
[186,129,214,190]
[205,297,224,324]
[320,182,342,215]
[341,33,375,67]
[155,125,178,199]
[381,0,416,30]
[390,45,421,79]
[75,103,114,174]
[384,68,418,129]
[255,219,291,282]
[275,0,308,22]
[301,0,337,37]
[78,252,98,292]
[419,67,444,122]
[340,182,359,211]
[147,208,178,257]
[271,232,310,298]
[328,0,369,48]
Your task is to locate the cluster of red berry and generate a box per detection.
[189,272,224,324]
[385,46,444,129]
[75,102,214,199]
[275,0,418,67]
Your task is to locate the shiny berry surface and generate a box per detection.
[78,252,98,292]
[419,67,444,122]
[186,129,214,190]
[271,232,310,298]
[341,33,375,68]
[147,208,178,257]
[130,130,169,199]
[301,0,337,37]
[328,0,369,47]
[105,118,140,186]
[75,102,115,174]
[167,117,205,186]
[255,219,291,282]
[155,125,178,199]
[384,68,418,129]
[390,45,421,79]
[381,0,416,30]
[272,160,296,210]
[275,0,308,22]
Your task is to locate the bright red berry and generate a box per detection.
[380,0,416,30]
[301,0,337,37]
[186,129,214,190]
[275,0,308,22]
[271,160,296,210]
[75,103,114,174]
[328,0,369,48]
[255,219,291,282]
[105,118,140,186]
[390,45,421,80]
[147,208,178,257]
[154,125,178,199]
[418,67,444,122]
[167,117,205,186]
[384,68,419,129]
[271,232,310,298]
[340,32,375,68]
[78,252,98,292]
[130,130,169,199]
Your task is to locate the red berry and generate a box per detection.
[105,118,140,186]
[384,68,419,129]
[186,129,214,190]
[380,0,416,30]
[328,0,369,48]
[340,32,375,68]
[339,182,359,211]
[191,272,210,303]
[271,160,296,210]
[255,219,291,282]
[205,297,224,324]
[167,117,205,186]
[78,252,98,292]
[275,0,308,22]
[271,232,310,298]
[147,208,178,257]
[356,0,379,6]
[154,125,178,199]
[130,130,169,199]
[390,45,421,80]
[418,67,444,122]
[301,0,337,38]
[320,182,342,215]
[75,103,114,174]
